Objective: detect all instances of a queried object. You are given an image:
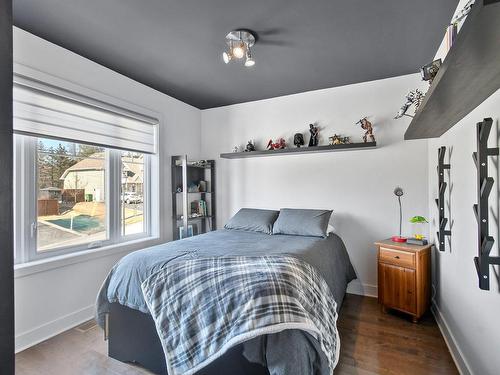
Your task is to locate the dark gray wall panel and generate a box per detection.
[13,0,458,109]
[0,0,14,374]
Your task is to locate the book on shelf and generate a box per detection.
[190,199,208,217]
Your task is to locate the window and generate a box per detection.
[37,140,107,252]
[121,152,146,236]
[13,78,157,263]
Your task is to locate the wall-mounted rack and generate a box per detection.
[435,146,451,252]
[472,118,500,290]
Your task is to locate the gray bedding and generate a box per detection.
[95,229,356,375]
[96,229,356,327]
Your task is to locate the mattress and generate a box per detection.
[96,229,356,327]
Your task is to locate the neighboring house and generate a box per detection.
[60,152,106,202]
[60,152,144,201]
[122,155,144,194]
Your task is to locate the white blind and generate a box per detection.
[13,81,158,154]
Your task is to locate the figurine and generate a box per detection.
[395,89,425,119]
[267,138,286,150]
[420,59,441,84]
[244,140,256,152]
[355,117,375,143]
[293,133,305,148]
[329,134,350,145]
[308,124,319,147]
[233,146,239,153]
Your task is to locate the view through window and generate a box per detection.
[37,139,107,252]
[121,152,146,236]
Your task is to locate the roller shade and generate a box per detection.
[13,81,158,154]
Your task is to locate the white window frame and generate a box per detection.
[14,135,152,264]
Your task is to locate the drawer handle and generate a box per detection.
[394,256,400,259]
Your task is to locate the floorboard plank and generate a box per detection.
[16,294,458,374]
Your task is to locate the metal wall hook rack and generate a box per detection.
[435,146,451,252]
[473,118,500,290]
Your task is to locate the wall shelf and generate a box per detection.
[220,142,376,159]
[404,0,500,140]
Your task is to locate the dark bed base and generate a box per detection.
[108,303,270,375]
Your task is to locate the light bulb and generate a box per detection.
[222,51,232,64]
[244,57,255,67]
[244,49,255,67]
[232,42,246,59]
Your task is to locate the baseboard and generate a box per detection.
[346,280,377,297]
[15,304,94,353]
[431,300,473,375]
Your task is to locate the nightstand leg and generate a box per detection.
[412,316,419,324]
[381,305,388,314]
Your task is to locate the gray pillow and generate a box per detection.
[273,208,333,238]
[224,208,279,234]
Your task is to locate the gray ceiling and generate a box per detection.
[13,0,458,109]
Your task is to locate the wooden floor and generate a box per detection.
[16,294,458,375]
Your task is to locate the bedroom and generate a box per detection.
[0,0,499,374]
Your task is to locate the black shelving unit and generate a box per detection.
[472,118,500,290]
[435,146,451,252]
[171,156,216,240]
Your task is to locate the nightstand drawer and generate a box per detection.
[379,247,415,268]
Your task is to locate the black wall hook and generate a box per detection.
[473,118,500,290]
[436,146,451,252]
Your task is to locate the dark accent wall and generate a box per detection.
[0,0,13,374]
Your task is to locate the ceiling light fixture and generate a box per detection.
[222,30,256,67]
[244,49,255,67]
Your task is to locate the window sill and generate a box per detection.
[14,236,161,279]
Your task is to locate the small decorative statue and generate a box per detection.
[267,138,286,150]
[233,146,239,153]
[308,124,319,147]
[244,140,256,152]
[394,89,425,119]
[420,59,442,84]
[329,134,351,145]
[355,117,375,143]
[293,133,305,148]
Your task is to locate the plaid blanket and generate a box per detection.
[141,256,340,375]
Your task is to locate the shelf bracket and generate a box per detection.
[473,118,499,290]
[436,146,451,251]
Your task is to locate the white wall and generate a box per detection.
[201,74,429,296]
[427,90,500,375]
[13,28,201,351]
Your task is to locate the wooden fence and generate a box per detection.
[37,199,59,216]
[61,189,85,203]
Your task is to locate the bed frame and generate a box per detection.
[108,303,270,375]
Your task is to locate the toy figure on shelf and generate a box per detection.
[308,124,319,147]
[293,133,305,148]
[355,117,375,143]
[233,146,239,153]
[244,140,256,152]
[266,138,286,150]
[394,89,425,119]
[329,134,351,145]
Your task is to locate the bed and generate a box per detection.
[96,228,356,375]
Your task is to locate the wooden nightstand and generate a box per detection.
[375,239,431,323]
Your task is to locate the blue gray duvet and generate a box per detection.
[95,229,356,374]
[143,256,340,375]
